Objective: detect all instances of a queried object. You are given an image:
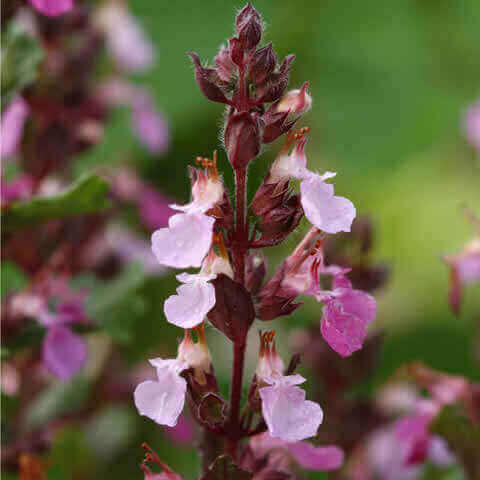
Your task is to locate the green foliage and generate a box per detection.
[430,405,480,479]
[1,21,43,111]
[2,174,110,232]
[1,261,27,299]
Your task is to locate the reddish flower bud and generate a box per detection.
[235,3,261,31]
[251,179,290,217]
[207,274,255,343]
[238,14,262,52]
[246,252,267,295]
[276,82,312,115]
[214,45,236,83]
[257,194,303,241]
[224,112,261,169]
[248,43,277,85]
[188,52,230,104]
[261,109,297,144]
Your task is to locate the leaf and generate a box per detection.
[207,274,255,343]
[2,174,110,232]
[201,455,252,480]
[1,261,27,299]
[430,405,480,479]
[86,264,146,344]
[1,21,44,111]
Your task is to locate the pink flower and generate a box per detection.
[28,0,73,17]
[134,332,211,426]
[95,1,154,71]
[164,414,194,445]
[1,97,29,159]
[300,174,356,234]
[164,250,233,328]
[257,333,323,442]
[250,432,344,472]
[463,99,480,151]
[268,138,355,234]
[131,94,169,155]
[276,82,312,115]
[1,175,33,205]
[139,188,175,230]
[151,213,215,269]
[444,238,480,314]
[316,274,376,357]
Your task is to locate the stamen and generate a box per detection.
[194,151,219,180]
[213,231,228,259]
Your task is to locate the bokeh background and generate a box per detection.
[3,0,480,478]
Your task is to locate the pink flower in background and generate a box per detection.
[463,99,480,151]
[131,94,169,155]
[444,238,480,314]
[28,0,73,17]
[164,414,194,445]
[1,175,33,205]
[1,97,29,159]
[250,432,344,472]
[151,212,215,268]
[316,273,377,357]
[96,1,154,72]
[139,187,175,230]
[134,332,211,427]
[257,333,323,442]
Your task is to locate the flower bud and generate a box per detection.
[229,37,244,67]
[261,109,297,144]
[178,329,212,385]
[257,194,303,240]
[248,43,277,85]
[235,3,262,51]
[187,52,230,104]
[251,179,290,217]
[254,54,295,104]
[276,82,312,115]
[224,112,260,169]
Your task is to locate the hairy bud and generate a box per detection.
[248,43,277,85]
[251,179,290,217]
[224,112,260,169]
[188,52,230,104]
[214,45,236,83]
[257,194,303,239]
[261,109,297,143]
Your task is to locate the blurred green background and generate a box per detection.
[27,0,480,478]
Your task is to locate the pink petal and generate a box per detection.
[287,443,344,471]
[42,326,87,380]
[0,97,29,159]
[164,414,194,445]
[28,0,73,16]
[320,300,368,357]
[151,213,214,268]
[259,384,323,442]
[164,279,215,328]
[134,368,186,427]
[139,187,175,231]
[300,175,355,234]
[463,100,480,150]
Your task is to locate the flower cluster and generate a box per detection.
[133,3,378,476]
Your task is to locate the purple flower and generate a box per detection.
[1,175,33,205]
[134,332,211,426]
[95,2,154,72]
[139,187,175,230]
[268,138,355,233]
[28,0,73,17]
[1,97,29,159]
[131,95,169,155]
[463,99,480,151]
[163,250,233,328]
[444,238,480,314]
[316,274,377,357]
[250,432,344,472]
[42,325,87,380]
[256,333,323,442]
[151,212,215,269]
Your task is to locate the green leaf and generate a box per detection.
[2,174,110,232]
[25,376,91,429]
[1,21,44,111]
[201,455,252,480]
[1,261,27,299]
[87,263,146,344]
[430,405,480,479]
